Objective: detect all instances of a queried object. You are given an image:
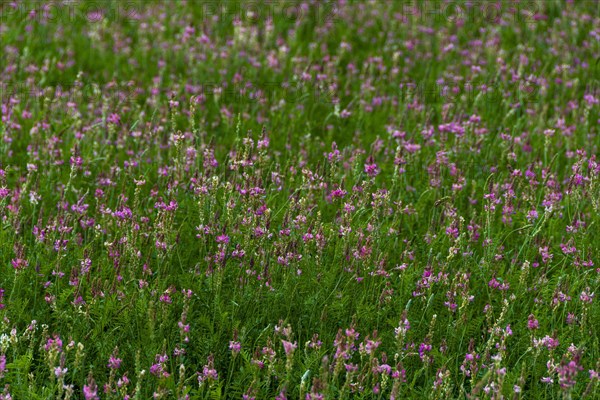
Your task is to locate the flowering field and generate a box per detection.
[1,0,600,398]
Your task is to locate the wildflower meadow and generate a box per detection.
[0,0,599,398]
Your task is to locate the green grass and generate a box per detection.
[0,0,599,398]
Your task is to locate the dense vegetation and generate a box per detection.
[0,1,599,398]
